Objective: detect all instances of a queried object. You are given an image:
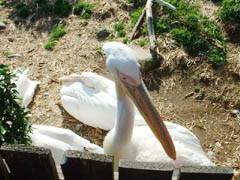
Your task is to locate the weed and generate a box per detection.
[14,20,20,25]
[131,7,144,25]
[45,25,66,50]
[74,2,93,19]
[40,4,53,13]
[114,23,125,31]
[194,86,200,93]
[118,30,126,37]
[123,38,128,44]
[80,54,87,58]
[50,25,66,41]
[220,0,240,23]
[138,39,148,47]
[0,0,8,6]
[53,0,72,17]
[17,7,32,18]
[44,41,56,50]
[81,21,88,26]
[2,52,10,57]
[14,2,25,9]
[153,0,227,65]
[3,20,8,24]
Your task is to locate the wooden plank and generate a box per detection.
[179,166,233,180]
[119,160,173,180]
[61,150,113,180]
[0,154,10,180]
[0,144,59,180]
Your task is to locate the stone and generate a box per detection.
[96,29,110,41]
[0,22,6,29]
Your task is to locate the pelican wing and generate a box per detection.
[31,125,104,165]
[133,122,214,167]
[12,68,40,107]
[60,72,146,130]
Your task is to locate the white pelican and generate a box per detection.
[60,42,214,171]
[101,42,214,170]
[59,72,146,130]
[12,68,40,107]
[30,125,104,165]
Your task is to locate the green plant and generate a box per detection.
[53,0,72,17]
[153,0,227,65]
[14,20,20,25]
[131,7,144,25]
[114,23,125,31]
[74,2,93,19]
[17,7,32,18]
[0,0,8,6]
[0,64,32,146]
[194,86,200,93]
[123,38,128,44]
[3,20,8,24]
[45,25,66,50]
[220,0,240,23]
[14,2,25,9]
[50,25,66,41]
[40,4,53,13]
[44,41,56,50]
[118,30,126,37]
[138,39,148,47]
[2,52,10,57]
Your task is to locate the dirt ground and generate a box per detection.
[0,0,240,177]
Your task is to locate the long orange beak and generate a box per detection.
[121,79,176,160]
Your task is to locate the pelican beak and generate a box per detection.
[121,79,176,160]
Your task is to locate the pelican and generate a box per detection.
[59,72,146,130]
[30,125,104,165]
[102,42,214,170]
[12,68,40,107]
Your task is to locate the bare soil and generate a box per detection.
[0,0,239,177]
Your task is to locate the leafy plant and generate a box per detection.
[123,37,129,44]
[2,52,10,57]
[45,25,66,50]
[220,0,240,23]
[131,7,144,25]
[17,7,32,18]
[138,39,148,47]
[118,30,126,37]
[74,2,93,19]
[153,0,227,65]
[0,64,32,146]
[114,23,125,31]
[53,0,72,17]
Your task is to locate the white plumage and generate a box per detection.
[102,42,214,170]
[30,125,104,165]
[12,68,40,107]
[59,72,146,130]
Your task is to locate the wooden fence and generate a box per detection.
[0,144,234,180]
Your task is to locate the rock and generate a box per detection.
[96,29,110,41]
[8,38,14,42]
[0,22,6,29]
[215,142,221,147]
[7,54,21,58]
[131,46,162,72]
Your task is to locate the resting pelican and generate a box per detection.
[59,42,214,171]
[30,125,104,165]
[12,68,40,107]
[59,72,146,130]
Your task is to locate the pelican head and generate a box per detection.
[103,42,176,160]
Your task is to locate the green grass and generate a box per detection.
[53,0,72,17]
[118,30,126,37]
[74,2,93,19]
[219,0,240,23]
[131,7,144,25]
[2,52,10,57]
[138,39,148,47]
[114,23,125,31]
[152,0,227,65]
[45,25,66,50]
[122,38,129,44]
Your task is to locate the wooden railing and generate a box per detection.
[0,144,234,180]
